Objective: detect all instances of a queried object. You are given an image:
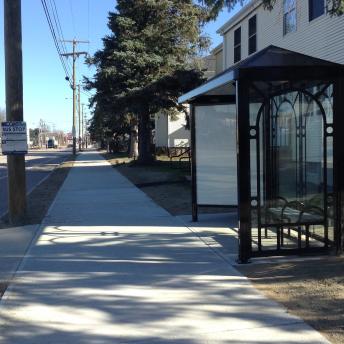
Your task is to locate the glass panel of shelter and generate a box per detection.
[248,81,334,255]
[195,104,237,206]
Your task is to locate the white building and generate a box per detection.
[211,43,224,75]
[218,0,344,70]
[154,112,190,149]
[154,49,221,150]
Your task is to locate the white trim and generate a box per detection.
[211,43,223,55]
[217,0,261,35]
[178,71,234,103]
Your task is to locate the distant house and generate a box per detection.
[210,43,224,75]
[154,112,190,149]
[154,45,224,150]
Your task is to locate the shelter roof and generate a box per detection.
[179,45,344,104]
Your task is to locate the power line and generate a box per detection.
[40,0,72,85]
[81,89,93,98]
[41,0,93,109]
[41,0,67,71]
[48,0,72,70]
[48,0,65,51]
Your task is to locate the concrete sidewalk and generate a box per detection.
[0,152,329,344]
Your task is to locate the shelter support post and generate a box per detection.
[190,104,198,222]
[236,80,252,263]
[333,78,344,254]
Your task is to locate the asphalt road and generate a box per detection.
[0,148,72,217]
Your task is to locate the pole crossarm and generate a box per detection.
[61,39,89,44]
[61,52,88,58]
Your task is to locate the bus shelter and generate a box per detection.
[179,46,344,262]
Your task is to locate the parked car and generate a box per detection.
[47,139,58,149]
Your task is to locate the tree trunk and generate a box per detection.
[137,111,154,164]
[129,123,138,158]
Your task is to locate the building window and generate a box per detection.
[248,15,257,55]
[309,0,324,21]
[283,0,297,35]
[234,27,241,63]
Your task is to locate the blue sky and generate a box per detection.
[0,1,241,133]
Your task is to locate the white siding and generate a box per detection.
[155,113,190,148]
[202,54,216,79]
[168,113,190,147]
[155,113,168,148]
[223,0,344,68]
[215,49,224,74]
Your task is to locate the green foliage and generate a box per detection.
[29,128,40,145]
[86,0,208,161]
[199,0,245,20]
[327,0,344,15]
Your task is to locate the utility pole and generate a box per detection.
[78,85,81,151]
[4,0,26,224]
[84,112,88,149]
[81,104,84,149]
[61,40,88,155]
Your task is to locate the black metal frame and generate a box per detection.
[190,104,198,221]
[238,76,344,263]
[333,78,344,254]
[180,46,344,263]
[250,85,333,258]
[237,80,252,262]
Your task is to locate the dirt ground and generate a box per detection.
[104,152,192,215]
[238,257,344,344]
[0,156,74,298]
[104,152,230,215]
[105,151,343,344]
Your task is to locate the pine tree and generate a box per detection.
[87,0,208,164]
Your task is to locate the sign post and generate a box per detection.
[4,0,27,224]
[1,121,28,155]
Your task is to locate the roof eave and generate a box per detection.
[211,43,223,55]
[217,0,262,35]
[178,70,235,104]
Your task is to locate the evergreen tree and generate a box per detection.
[87,0,208,164]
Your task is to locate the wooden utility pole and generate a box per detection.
[84,111,88,149]
[81,104,85,149]
[61,40,88,155]
[4,0,27,224]
[78,85,81,151]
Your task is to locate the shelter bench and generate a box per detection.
[265,198,326,248]
[167,147,191,167]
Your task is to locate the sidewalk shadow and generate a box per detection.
[0,154,327,344]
